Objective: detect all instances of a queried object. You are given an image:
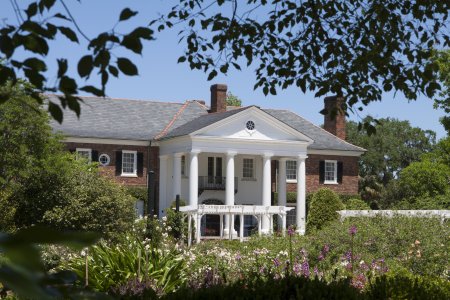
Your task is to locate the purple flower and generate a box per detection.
[273,257,281,267]
[318,253,324,261]
[313,266,319,276]
[344,250,353,262]
[299,248,308,258]
[287,226,295,236]
[235,253,242,261]
[301,261,310,277]
[349,225,357,236]
[293,262,301,275]
[351,273,366,290]
[323,244,330,254]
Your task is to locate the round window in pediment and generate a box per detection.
[246,120,255,130]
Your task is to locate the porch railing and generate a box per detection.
[198,176,238,194]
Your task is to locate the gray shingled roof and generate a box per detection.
[48,95,208,141]
[160,106,250,139]
[48,95,364,152]
[161,106,364,152]
[263,109,365,151]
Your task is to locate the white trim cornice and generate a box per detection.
[65,137,150,146]
[307,149,364,157]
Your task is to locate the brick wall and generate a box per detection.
[272,154,359,195]
[65,142,160,187]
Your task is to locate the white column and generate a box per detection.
[172,153,182,202]
[159,155,168,217]
[189,151,200,207]
[278,158,287,228]
[224,152,236,236]
[296,155,307,235]
[261,153,272,233]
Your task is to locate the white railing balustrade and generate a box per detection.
[179,205,294,246]
[338,210,450,222]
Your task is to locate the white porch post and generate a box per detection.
[172,153,182,202]
[188,151,200,207]
[278,158,287,228]
[158,155,168,217]
[224,151,236,236]
[261,153,272,233]
[296,155,307,234]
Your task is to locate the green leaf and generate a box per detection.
[23,68,45,89]
[177,56,187,63]
[119,8,138,21]
[48,101,63,123]
[108,65,119,77]
[23,58,46,72]
[80,85,104,96]
[57,58,68,78]
[25,3,38,19]
[117,58,138,76]
[59,76,78,94]
[77,55,94,78]
[58,26,79,43]
[207,70,217,81]
[121,35,142,54]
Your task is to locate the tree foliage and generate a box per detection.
[433,50,450,134]
[164,0,449,113]
[0,1,154,122]
[226,91,242,106]
[0,85,136,237]
[1,1,449,123]
[347,117,436,186]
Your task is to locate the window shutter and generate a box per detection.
[337,161,343,184]
[115,151,122,175]
[137,152,144,176]
[91,150,98,162]
[319,161,325,184]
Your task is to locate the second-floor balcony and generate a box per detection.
[198,176,238,194]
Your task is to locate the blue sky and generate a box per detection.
[2,1,447,139]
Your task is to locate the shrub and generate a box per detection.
[166,200,188,240]
[306,188,344,232]
[13,154,136,241]
[166,276,360,300]
[127,186,148,213]
[65,237,187,294]
[343,198,370,210]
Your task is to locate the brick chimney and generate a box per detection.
[324,96,346,140]
[210,84,227,113]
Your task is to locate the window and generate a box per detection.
[286,160,297,181]
[181,155,186,176]
[98,153,110,166]
[122,150,137,176]
[242,158,254,179]
[324,160,337,184]
[76,148,91,162]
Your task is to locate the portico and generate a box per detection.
[157,106,312,236]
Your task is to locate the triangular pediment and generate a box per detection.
[191,106,313,142]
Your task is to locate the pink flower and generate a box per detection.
[349,225,357,236]
[287,226,295,236]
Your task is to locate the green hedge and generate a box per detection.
[307,188,344,232]
[163,274,450,300]
[343,198,370,210]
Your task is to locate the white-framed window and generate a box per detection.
[181,155,186,176]
[76,148,91,162]
[286,160,297,181]
[324,160,338,184]
[242,158,254,179]
[121,150,137,176]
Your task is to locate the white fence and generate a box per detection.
[338,210,450,222]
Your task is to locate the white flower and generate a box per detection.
[162,216,167,221]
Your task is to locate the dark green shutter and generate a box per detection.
[115,151,122,175]
[91,150,98,162]
[319,161,325,184]
[137,152,144,176]
[337,161,343,184]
